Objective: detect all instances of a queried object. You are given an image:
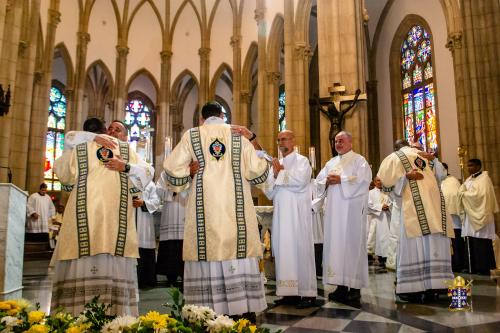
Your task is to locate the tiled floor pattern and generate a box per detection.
[22,260,500,332]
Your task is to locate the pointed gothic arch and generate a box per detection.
[209,63,233,99]
[389,15,440,153]
[126,68,160,105]
[53,43,74,88]
[171,70,200,143]
[85,60,115,120]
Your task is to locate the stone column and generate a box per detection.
[289,43,312,153]
[198,47,210,105]
[113,45,129,120]
[254,2,272,152]
[450,0,500,229]
[366,79,380,169]
[67,31,90,131]
[265,70,280,156]
[0,0,22,183]
[27,5,60,192]
[156,49,172,172]
[240,90,251,127]
[9,0,41,189]
[231,35,242,125]
[316,0,368,165]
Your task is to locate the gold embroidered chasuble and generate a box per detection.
[163,122,269,262]
[377,146,454,239]
[53,139,144,260]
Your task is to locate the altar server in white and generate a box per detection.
[368,176,392,269]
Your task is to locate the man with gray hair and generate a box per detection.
[316,131,372,305]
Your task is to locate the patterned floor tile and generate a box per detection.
[313,307,361,320]
[268,305,320,316]
[353,312,399,323]
[343,320,402,333]
[292,316,351,331]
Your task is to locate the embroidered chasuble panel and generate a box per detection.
[53,140,140,260]
[378,148,453,239]
[163,124,269,261]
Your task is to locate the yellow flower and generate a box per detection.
[65,323,90,333]
[139,311,170,329]
[28,311,45,324]
[25,324,49,333]
[236,318,250,332]
[249,325,257,333]
[0,301,12,310]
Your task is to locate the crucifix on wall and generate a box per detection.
[312,83,367,156]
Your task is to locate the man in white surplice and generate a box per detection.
[367,176,392,271]
[135,180,161,288]
[316,131,371,305]
[26,183,56,242]
[264,130,317,309]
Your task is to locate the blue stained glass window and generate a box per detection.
[45,86,67,191]
[124,98,154,163]
[400,25,438,153]
[278,84,286,132]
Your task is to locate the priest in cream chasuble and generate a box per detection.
[163,102,269,316]
[378,145,454,296]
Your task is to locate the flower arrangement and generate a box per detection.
[0,289,278,333]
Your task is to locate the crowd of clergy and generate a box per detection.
[24,102,498,318]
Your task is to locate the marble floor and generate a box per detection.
[22,260,500,332]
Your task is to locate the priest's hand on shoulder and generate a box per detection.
[272,158,284,178]
[189,160,200,177]
[94,135,117,149]
[326,174,341,185]
[406,169,424,181]
[132,197,144,208]
[104,155,127,172]
[417,150,435,161]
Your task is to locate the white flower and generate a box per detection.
[100,315,138,333]
[206,315,235,333]
[1,316,19,327]
[181,305,216,324]
[72,314,87,326]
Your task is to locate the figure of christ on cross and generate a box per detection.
[313,83,367,157]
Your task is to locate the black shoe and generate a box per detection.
[345,289,361,307]
[241,312,257,324]
[274,296,300,306]
[328,286,348,302]
[296,297,317,309]
[399,292,423,304]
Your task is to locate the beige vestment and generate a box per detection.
[163,123,269,262]
[54,138,144,260]
[378,146,453,238]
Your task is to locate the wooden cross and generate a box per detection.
[313,83,367,156]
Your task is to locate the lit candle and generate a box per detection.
[309,146,316,170]
[164,136,172,158]
[145,137,151,163]
[294,145,300,154]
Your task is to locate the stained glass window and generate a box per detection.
[124,98,154,163]
[44,86,66,191]
[400,25,438,152]
[278,84,286,132]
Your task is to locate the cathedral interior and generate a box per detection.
[1,0,500,331]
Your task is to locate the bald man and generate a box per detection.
[316,131,372,305]
[264,130,317,308]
